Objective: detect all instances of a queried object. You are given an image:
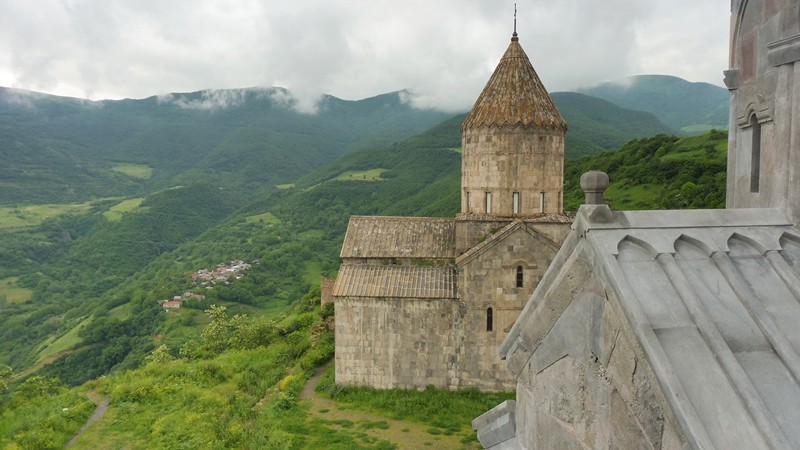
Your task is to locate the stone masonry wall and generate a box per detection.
[457,226,560,391]
[511,269,687,449]
[454,218,570,254]
[727,0,800,224]
[461,125,564,216]
[334,296,464,389]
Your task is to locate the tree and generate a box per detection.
[0,365,12,394]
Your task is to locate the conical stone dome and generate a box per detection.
[462,33,566,132]
[460,32,567,217]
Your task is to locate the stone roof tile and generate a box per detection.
[462,33,566,131]
[332,264,457,299]
[340,216,456,259]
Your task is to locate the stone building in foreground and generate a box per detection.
[332,30,572,391]
[474,1,800,448]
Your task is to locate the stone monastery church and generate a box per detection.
[332,29,572,391]
[473,1,800,449]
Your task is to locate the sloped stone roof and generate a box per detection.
[332,264,457,299]
[462,33,567,132]
[340,216,455,259]
[456,219,559,266]
[503,207,800,448]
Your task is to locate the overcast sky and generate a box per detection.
[0,0,730,112]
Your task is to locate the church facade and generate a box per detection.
[332,31,572,391]
[725,0,800,223]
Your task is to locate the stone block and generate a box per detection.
[473,400,518,448]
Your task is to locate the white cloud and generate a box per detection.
[0,0,729,112]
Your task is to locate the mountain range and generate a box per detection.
[0,75,727,205]
[578,74,729,133]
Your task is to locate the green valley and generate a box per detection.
[0,81,731,448]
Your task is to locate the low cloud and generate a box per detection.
[156,88,255,111]
[154,87,322,114]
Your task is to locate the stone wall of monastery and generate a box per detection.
[506,261,687,448]
[335,222,571,392]
[457,226,560,391]
[726,0,800,224]
[461,125,564,216]
[455,218,570,254]
[334,297,464,389]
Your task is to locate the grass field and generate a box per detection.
[605,183,662,210]
[680,124,727,135]
[108,303,133,320]
[334,168,387,181]
[301,229,325,239]
[245,212,282,224]
[303,261,323,285]
[0,277,33,305]
[111,163,153,179]
[659,135,727,163]
[103,198,146,221]
[0,203,92,229]
[276,183,295,190]
[35,317,91,363]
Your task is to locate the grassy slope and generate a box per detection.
[0,122,729,376]
[563,130,728,210]
[1,296,509,449]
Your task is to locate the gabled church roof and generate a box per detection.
[340,216,455,259]
[333,264,457,299]
[462,33,567,131]
[456,219,559,266]
[502,206,800,448]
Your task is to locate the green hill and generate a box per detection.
[578,75,729,134]
[552,91,675,157]
[0,87,453,204]
[564,130,728,211]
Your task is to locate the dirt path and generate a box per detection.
[64,392,110,449]
[300,370,479,449]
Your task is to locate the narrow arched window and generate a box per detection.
[516,266,524,288]
[750,114,761,193]
[512,192,520,214]
[486,307,493,331]
[485,192,492,214]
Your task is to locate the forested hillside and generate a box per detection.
[0,87,453,204]
[0,112,728,383]
[0,122,730,447]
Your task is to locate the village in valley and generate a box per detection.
[159,259,253,309]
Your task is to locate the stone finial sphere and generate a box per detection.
[580,170,609,205]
